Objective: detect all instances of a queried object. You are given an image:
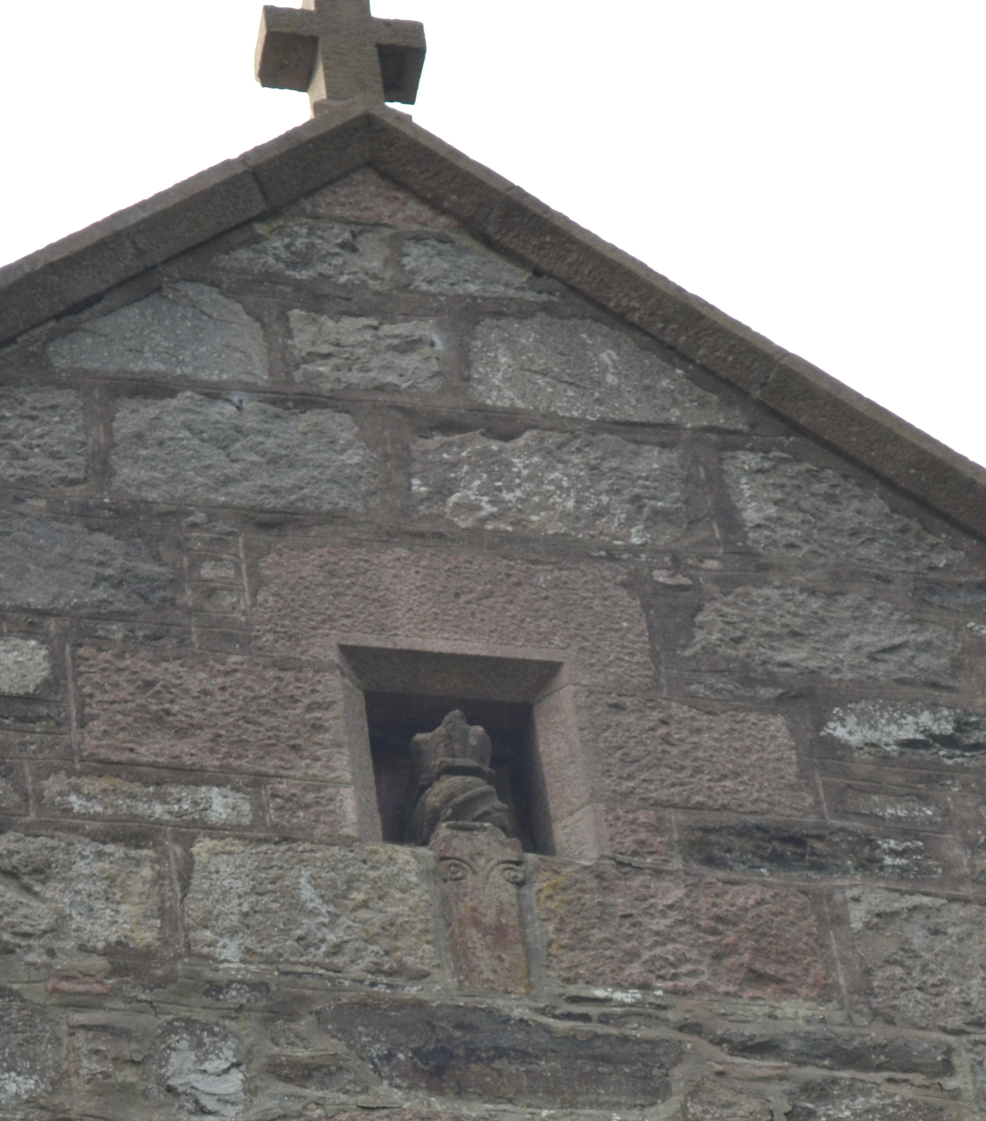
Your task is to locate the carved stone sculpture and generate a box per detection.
[407,709,510,846]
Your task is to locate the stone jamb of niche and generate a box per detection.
[332,637,600,861]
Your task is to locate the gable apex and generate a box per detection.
[1,100,984,540]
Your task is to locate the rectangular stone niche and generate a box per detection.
[337,643,598,859]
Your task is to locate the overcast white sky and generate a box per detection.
[2,1,983,467]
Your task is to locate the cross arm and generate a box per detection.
[255,6,320,91]
[372,18,426,104]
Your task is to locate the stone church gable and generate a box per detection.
[2,99,986,1121]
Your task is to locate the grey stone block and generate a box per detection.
[723,451,965,569]
[48,282,268,383]
[411,429,685,545]
[184,838,436,978]
[916,579,986,615]
[847,886,986,1033]
[469,313,747,426]
[218,219,388,285]
[823,701,986,762]
[0,511,173,612]
[41,773,252,827]
[289,310,442,392]
[0,638,51,696]
[0,832,162,963]
[0,986,61,1108]
[111,392,376,511]
[144,1019,248,1117]
[686,586,960,686]
[402,234,548,298]
[0,387,87,488]
[784,1078,952,1121]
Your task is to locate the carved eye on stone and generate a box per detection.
[438,858,471,882]
[499,862,526,886]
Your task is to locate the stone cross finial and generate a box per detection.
[255,0,426,113]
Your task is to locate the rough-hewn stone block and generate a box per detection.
[254,545,654,690]
[722,451,965,569]
[0,387,87,489]
[0,832,161,959]
[0,512,173,612]
[77,649,350,781]
[40,772,253,827]
[143,1018,248,1117]
[185,839,436,978]
[686,586,960,686]
[784,1078,954,1120]
[266,779,360,839]
[0,986,62,1109]
[469,313,746,426]
[593,696,812,817]
[318,995,682,1108]
[48,282,269,383]
[289,311,441,392]
[401,234,548,298]
[218,219,388,285]
[0,638,51,696]
[411,430,685,545]
[682,1080,772,1120]
[286,166,458,228]
[111,393,376,511]
[847,886,986,1032]
[823,701,986,763]
[536,860,828,999]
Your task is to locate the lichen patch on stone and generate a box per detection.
[0,637,51,696]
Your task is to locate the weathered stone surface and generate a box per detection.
[402,235,546,298]
[254,545,654,690]
[594,696,812,818]
[686,586,960,686]
[681,1080,771,1120]
[784,1079,953,1121]
[0,987,61,1107]
[48,282,269,383]
[469,313,746,426]
[0,512,173,612]
[266,1053,372,1094]
[0,638,51,696]
[683,822,942,880]
[318,996,683,1107]
[823,701,986,762]
[847,886,986,1031]
[144,1018,247,1117]
[712,1026,953,1077]
[603,807,671,860]
[0,387,87,488]
[289,311,441,392]
[69,1023,141,1085]
[722,451,965,569]
[111,392,376,510]
[77,649,350,781]
[218,220,388,284]
[286,166,458,228]
[411,430,686,545]
[265,780,360,840]
[40,772,252,827]
[185,839,436,978]
[916,579,986,615]
[0,832,161,958]
[537,861,828,999]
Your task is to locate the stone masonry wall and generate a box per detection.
[2,166,986,1119]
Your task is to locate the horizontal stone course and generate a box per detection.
[48,282,269,383]
[468,313,747,426]
[185,838,436,978]
[111,392,376,511]
[536,860,828,999]
[0,386,88,489]
[411,430,686,545]
[722,451,965,569]
[823,701,986,763]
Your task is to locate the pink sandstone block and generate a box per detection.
[536,859,829,1001]
[266,780,361,840]
[77,648,351,781]
[592,694,814,816]
[283,166,459,228]
[253,545,654,692]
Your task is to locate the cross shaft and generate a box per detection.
[255,0,425,111]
